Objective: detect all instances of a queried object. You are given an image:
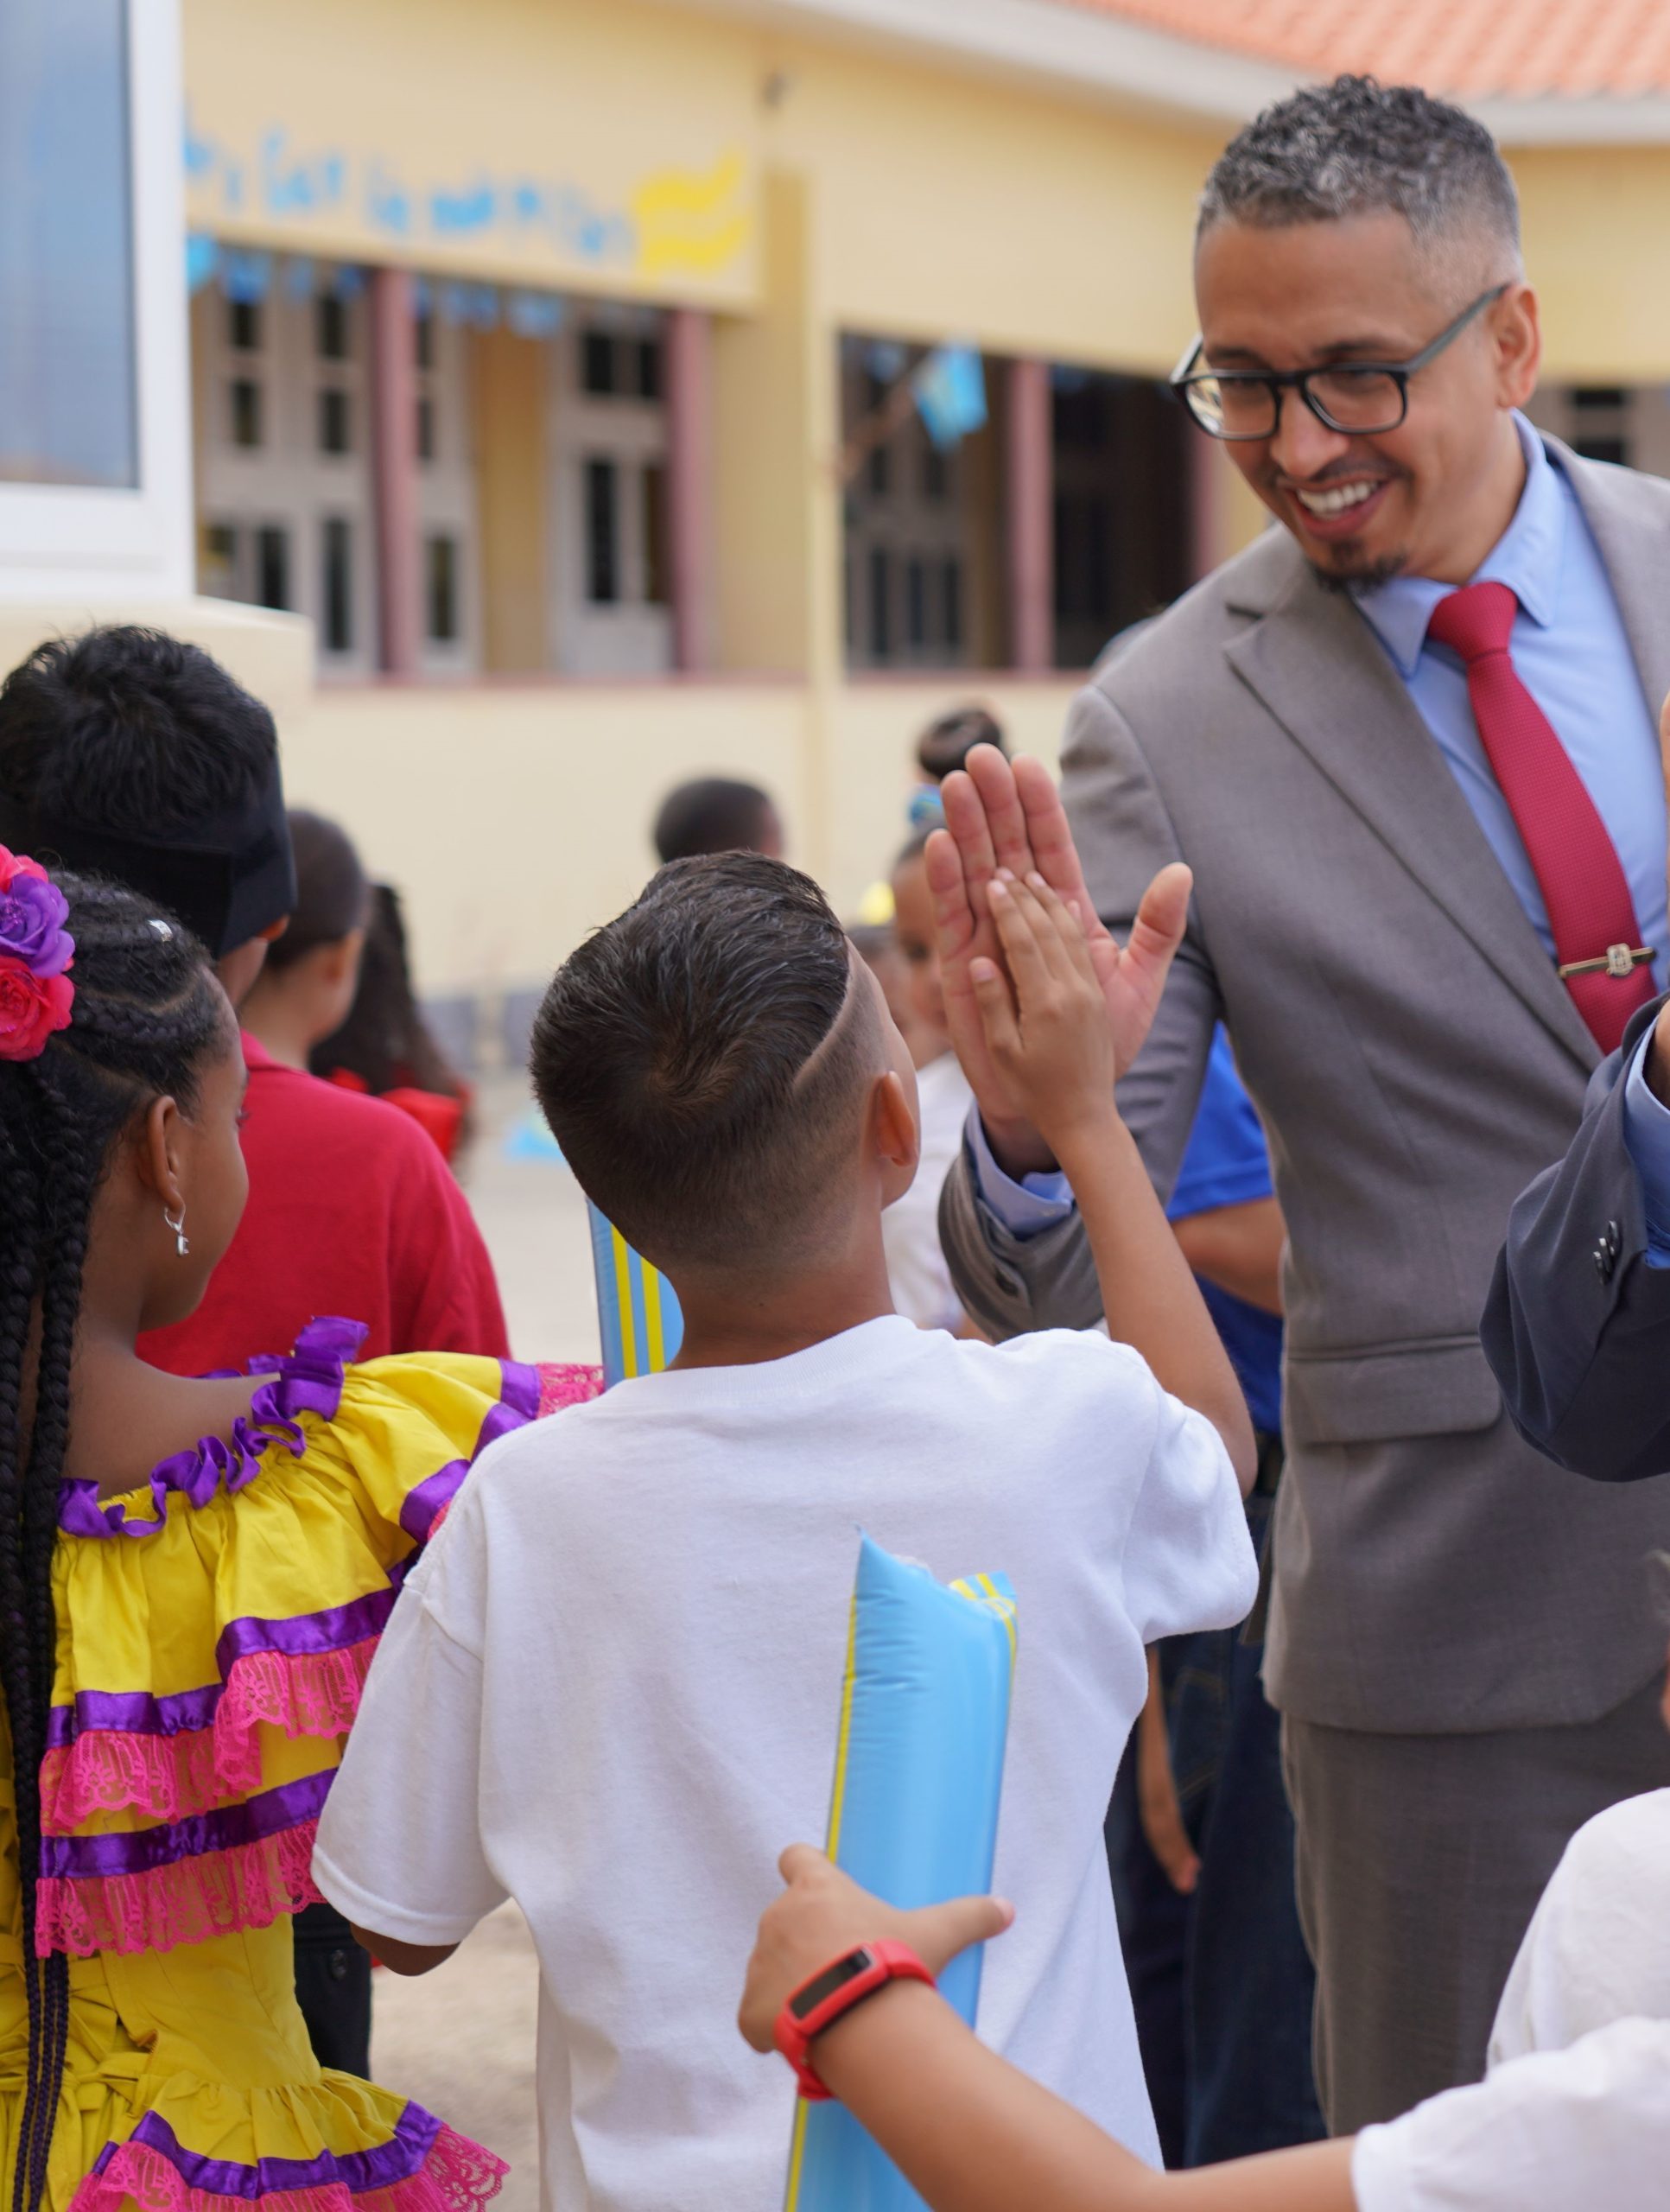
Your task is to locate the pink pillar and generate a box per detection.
[370,266,421,678]
[1006,356,1053,672]
[665,307,713,673]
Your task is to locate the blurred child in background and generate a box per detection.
[239,810,369,1077]
[880,830,974,1332]
[314,882,475,1167]
[653,775,784,864]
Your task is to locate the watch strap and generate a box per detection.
[774,1939,936,2101]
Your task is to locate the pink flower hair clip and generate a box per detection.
[0,845,75,1063]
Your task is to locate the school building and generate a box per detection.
[7,0,1670,1044]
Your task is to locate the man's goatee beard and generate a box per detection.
[1310,549,1411,594]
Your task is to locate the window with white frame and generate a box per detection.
[193,261,377,672]
[841,338,976,671]
[1524,384,1670,480]
[412,292,479,674]
[549,306,670,676]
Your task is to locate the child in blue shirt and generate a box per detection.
[1107,1027,1323,2164]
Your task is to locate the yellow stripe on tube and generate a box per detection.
[644,1261,667,1372]
[786,1592,860,2212]
[824,1592,860,1860]
[611,1227,638,1377]
[784,2098,810,2209]
[975,1573,1018,1670]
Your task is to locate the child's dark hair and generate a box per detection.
[916,705,1006,783]
[311,883,469,1115]
[0,874,225,2212]
[262,810,368,974]
[531,854,873,1268]
[0,626,278,839]
[651,777,777,865]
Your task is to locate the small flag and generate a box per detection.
[587,1203,683,1387]
[913,344,987,450]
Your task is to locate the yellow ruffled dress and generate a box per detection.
[1,1319,599,2212]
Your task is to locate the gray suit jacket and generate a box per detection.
[942,435,1670,1734]
[1483,995,1670,1484]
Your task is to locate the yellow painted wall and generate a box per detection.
[280,677,1077,995]
[183,0,1670,398]
[182,0,761,307]
[1513,145,1670,380]
[711,174,823,678]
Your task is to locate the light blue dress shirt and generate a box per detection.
[1619,1039,1670,1266]
[973,412,1670,1239]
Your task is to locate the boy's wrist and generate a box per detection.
[1038,1099,1127,1174]
[811,1975,946,2094]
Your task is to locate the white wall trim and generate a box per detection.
[0,0,194,603]
[692,0,1299,126]
[696,0,1670,147]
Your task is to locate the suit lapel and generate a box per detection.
[1224,549,1597,1071]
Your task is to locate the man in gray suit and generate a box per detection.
[936,75,1670,2131]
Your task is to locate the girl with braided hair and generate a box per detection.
[0,848,597,2212]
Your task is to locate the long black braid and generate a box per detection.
[1,872,224,2212]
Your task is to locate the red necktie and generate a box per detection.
[1426,580,1657,1053]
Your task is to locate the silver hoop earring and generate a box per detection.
[163,1205,190,1258]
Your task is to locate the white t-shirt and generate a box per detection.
[881,1050,974,1330]
[314,1317,1254,2212]
[1351,2017,1670,2212]
[1489,1787,1670,2066]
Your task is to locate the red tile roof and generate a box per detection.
[1058,1,1670,101]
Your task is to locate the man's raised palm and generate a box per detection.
[925,746,1191,1172]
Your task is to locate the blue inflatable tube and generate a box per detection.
[785,1535,1017,2210]
[587,1200,683,1386]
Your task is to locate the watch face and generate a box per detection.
[789,1947,875,2020]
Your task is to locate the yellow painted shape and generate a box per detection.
[634,150,751,280]
[634,149,744,222]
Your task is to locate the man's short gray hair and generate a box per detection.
[1199,75,1521,263]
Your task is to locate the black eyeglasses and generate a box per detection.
[1170,284,1510,442]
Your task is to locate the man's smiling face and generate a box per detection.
[1193,208,1539,588]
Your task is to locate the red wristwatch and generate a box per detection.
[774,1941,936,2100]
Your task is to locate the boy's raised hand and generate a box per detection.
[969,871,1121,1165]
[926,745,1191,1173]
[737,1847,1013,2055]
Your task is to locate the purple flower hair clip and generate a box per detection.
[0,845,75,1063]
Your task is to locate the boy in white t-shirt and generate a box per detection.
[314,853,1257,2212]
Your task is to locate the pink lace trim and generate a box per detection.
[42,1727,226,1832]
[536,1362,601,1416]
[37,1819,321,1958]
[41,1643,378,1830]
[215,1642,375,1765]
[67,2123,507,2212]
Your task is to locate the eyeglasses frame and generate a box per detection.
[1168,283,1513,442]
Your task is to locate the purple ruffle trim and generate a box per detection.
[41,1770,333,1881]
[59,1318,365,1539]
[396,1365,537,1541]
[44,1565,415,1750]
[46,1351,538,1772]
[88,2105,443,2199]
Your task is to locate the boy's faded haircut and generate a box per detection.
[531,853,878,1270]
